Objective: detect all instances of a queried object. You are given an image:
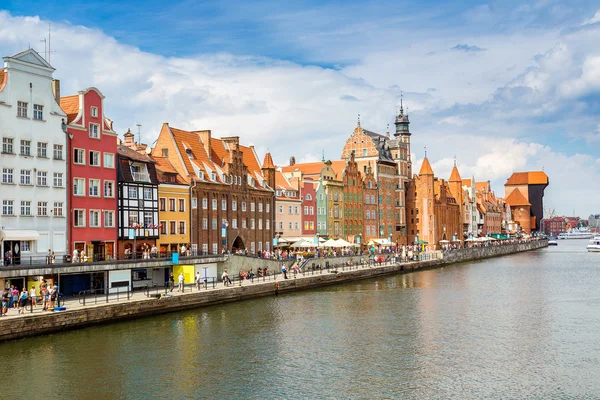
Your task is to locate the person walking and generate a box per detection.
[1,289,10,316]
[41,286,49,311]
[18,287,28,314]
[4,250,12,266]
[169,273,175,292]
[177,272,184,292]
[195,272,202,291]
[281,263,288,279]
[11,286,18,309]
[46,249,52,265]
[222,269,231,286]
[29,286,37,307]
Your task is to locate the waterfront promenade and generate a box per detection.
[0,239,547,341]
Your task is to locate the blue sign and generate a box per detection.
[356,237,361,244]
[273,238,278,246]
[172,253,179,264]
[221,228,226,238]
[128,229,135,240]
[313,237,318,245]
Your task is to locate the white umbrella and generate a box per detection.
[334,239,353,247]
[290,240,309,248]
[322,239,338,247]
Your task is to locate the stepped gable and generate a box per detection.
[263,152,275,169]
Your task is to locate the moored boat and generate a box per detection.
[548,240,558,246]
[557,227,593,240]
[586,238,600,252]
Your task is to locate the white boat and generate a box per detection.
[557,227,593,240]
[586,238,600,252]
[548,240,558,246]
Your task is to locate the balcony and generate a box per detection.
[131,171,150,182]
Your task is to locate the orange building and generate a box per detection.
[504,171,549,233]
[405,155,461,247]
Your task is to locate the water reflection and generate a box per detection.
[2,240,599,399]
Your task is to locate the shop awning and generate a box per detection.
[0,230,40,241]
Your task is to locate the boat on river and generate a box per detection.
[548,240,558,246]
[557,228,593,240]
[586,238,600,252]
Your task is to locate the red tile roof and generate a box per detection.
[419,157,434,175]
[449,165,461,182]
[281,160,346,179]
[59,95,80,123]
[152,156,186,185]
[506,171,548,185]
[0,69,6,93]
[505,188,531,206]
[263,152,275,169]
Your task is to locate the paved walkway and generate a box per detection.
[0,259,408,320]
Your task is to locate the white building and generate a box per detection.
[0,49,67,264]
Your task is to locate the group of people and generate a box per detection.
[1,280,58,316]
[126,243,194,260]
[238,266,270,281]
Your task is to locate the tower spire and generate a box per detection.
[357,112,361,128]
[400,91,404,115]
[321,149,325,162]
[424,145,427,158]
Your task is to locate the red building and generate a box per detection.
[300,177,316,235]
[60,88,118,260]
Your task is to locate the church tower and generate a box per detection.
[394,98,412,177]
[448,159,464,238]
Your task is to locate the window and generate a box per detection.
[104,211,114,227]
[17,101,28,118]
[90,106,98,118]
[288,222,293,230]
[294,222,299,230]
[89,210,100,227]
[192,198,198,209]
[232,200,237,211]
[37,201,48,216]
[53,202,63,216]
[258,203,263,212]
[251,219,255,229]
[89,179,100,196]
[169,198,176,211]
[2,138,14,154]
[128,187,138,199]
[159,221,167,235]
[20,201,31,216]
[278,206,283,214]
[251,202,255,212]
[103,153,114,168]
[53,173,63,187]
[159,198,166,211]
[20,140,31,156]
[2,168,14,184]
[37,171,47,186]
[288,206,292,214]
[222,199,227,211]
[18,169,31,185]
[258,219,262,229]
[2,200,14,215]
[73,178,85,196]
[212,199,217,210]
[144,212,153,226]
[304,206,308,215]
[202,218,208,230]
[202,198,208,209]
[279,222,283,230]
[242,202,247,212]
[53,144,63,160]
[169,221,176,235]
[310,206,314,215]
[128,213,139,226]
[74,149,85,164]
[212,218,217,230]
[266,203,270,213]
[242,219,247,229]
[104,181,114,197]
[32,104,44,120]
[212,243,218,254]
[179,221,185,234]
[89,151,100,166]
[232,218,238,229]
[37,142,47,158]
[89,123,100,139]
[73,210,85,227]
[266,219,270,230]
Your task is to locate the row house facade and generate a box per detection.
[342,152,363,243]
[274,170,302,237]
[116,143,160,256]
[0,49,68,264]
[61,87,118,260]
[152,124,275,255]
[152,156,190,255]
[363,163,378,243]
[300,177,317,235]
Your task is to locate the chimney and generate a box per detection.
[51,79,60,104]
[289,156,296,166]
[193,130,212,160]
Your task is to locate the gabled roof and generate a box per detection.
[505,188,531,207]
[60,95,79,123]
[462,179,472,187]
[419,157,434,175]
[117,143,154,163]
[152,156,186,185]
[4,49,54,71]
[449,165,461,182]
[506,171,549,185]
[263,152,275,169]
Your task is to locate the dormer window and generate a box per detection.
[211,172,216,181]
[90,107,98,118]
[185,148,194,159]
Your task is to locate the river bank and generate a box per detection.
[0,239,547,342]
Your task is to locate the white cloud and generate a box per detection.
[581,10,600,26]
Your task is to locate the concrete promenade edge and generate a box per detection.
[0,240,547,342]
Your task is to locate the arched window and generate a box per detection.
[305,194,312,201]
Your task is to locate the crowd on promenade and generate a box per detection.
[1,280,59,317]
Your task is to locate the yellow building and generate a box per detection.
[152,156,191,255]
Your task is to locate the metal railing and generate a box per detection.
[78,286,132,306]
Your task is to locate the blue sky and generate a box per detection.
[1,0,600,216]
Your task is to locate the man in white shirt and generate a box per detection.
[178,272,184,292]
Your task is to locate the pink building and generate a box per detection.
[61,88,118,260]
[301,177,316,235]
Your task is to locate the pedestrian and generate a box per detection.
[169,273,175,292]
[72,248,79,263]
[222,269,231,286]
[1,288,10,316]
[178,272,184,292]
[51,251,56,264]
[18,287,28,314]
[4,250,12,266]
[29,286,37,307]
[41,286,49,311]
[46,249,52,265]
[281,263,288,279]
[180,244,186,256]
[151,245,157,258]
[195,272,201,291]
[11,286,18,309]
[49,285,57,310]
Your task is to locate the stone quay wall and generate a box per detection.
[0,240,546,342]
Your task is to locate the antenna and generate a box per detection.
[48,23,51,64]
[40,38,47,61]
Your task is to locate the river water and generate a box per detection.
[3,240,599,399]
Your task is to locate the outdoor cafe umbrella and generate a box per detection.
[322,239,338,247]
[290,240,310,248]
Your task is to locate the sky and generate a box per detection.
[1,0,599,217]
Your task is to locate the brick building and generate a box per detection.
[274,170,302,237]
[504,171,549,233]
[541,217,566,236]
[151,124,275,255]
[362,163,378,244]
[342,152,363,244]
